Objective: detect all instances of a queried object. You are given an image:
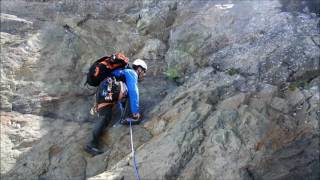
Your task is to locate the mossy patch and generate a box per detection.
[288,70,319,91]
[164,67,179,80]
[227,68,240,76]
[288,79,311,91]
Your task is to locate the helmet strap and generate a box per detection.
[137,67,145,81]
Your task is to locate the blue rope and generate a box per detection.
[130,120,141,180]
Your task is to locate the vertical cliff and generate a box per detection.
[1,0,319,179]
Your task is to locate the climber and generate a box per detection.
[84,59,148,155]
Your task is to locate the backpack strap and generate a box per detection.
[94,66,100,77]
[99,61,109,66]
[96,102,114,111]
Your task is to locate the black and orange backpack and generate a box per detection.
[86,53,129,87]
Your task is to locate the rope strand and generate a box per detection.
[130,121,141,180]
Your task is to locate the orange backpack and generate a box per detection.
[86,53,129,87]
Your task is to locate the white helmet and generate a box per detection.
[133,59,147,71]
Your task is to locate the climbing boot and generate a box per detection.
[83,145,104,156]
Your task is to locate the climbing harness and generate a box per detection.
[129,119,141,180]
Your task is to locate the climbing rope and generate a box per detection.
[129,120,141,180]
[116,99,141,179]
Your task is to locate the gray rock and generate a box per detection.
[134,38,167,76]
[287,88,305,106]
[0,13,33,34]
[218,93,246,110]
[270,97,290,113]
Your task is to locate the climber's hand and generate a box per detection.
[120,113,142,125]
[132,113,141,120]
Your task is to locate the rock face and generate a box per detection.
[1,0,319,180]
